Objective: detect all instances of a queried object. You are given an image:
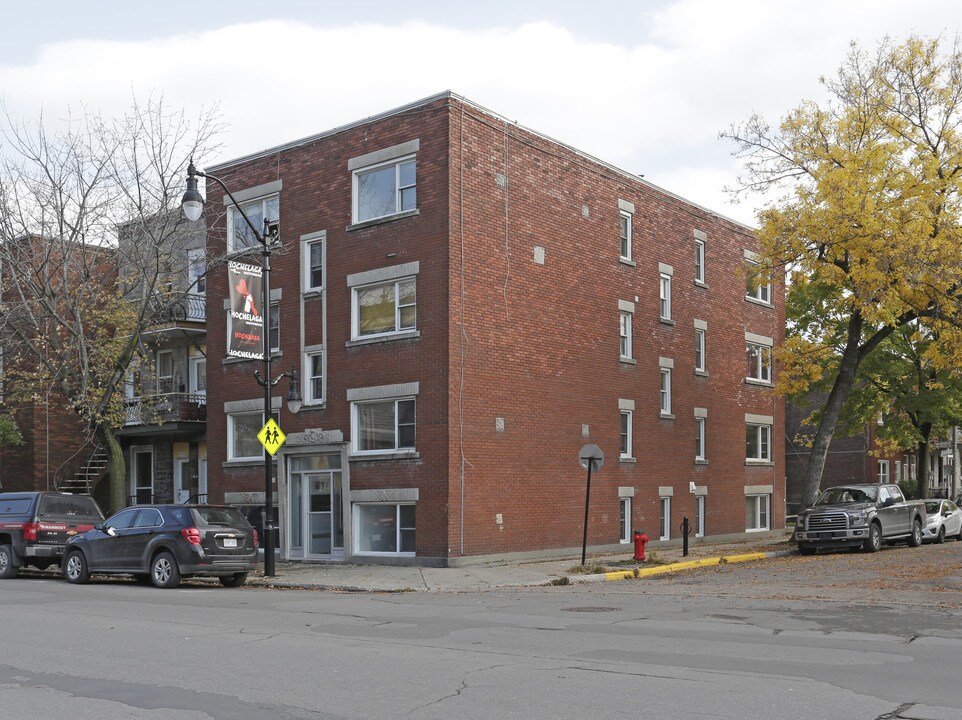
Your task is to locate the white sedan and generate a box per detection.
[922,499,962,543]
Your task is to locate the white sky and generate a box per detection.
[1,0,959,226]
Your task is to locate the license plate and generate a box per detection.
[223,538,238,548]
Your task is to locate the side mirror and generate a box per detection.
[882,497,895,507]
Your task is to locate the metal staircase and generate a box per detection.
[55,444,109,495]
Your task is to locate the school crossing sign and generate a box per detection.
[257,418,286,456]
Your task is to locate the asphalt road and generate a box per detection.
[2,541,961,720]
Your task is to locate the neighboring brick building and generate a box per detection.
[200,92,785,565]
[0,234,115,499]
[785,400,917,515]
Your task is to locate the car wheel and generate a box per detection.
[798,544,816,556]
[908,520,923,548]
[219,572,248,588]
[150,552,181,589]
[936,526,946,544]
[0,544,17,579]
[63,551,90,584]
[863,523,882,553]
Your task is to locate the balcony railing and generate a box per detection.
[124,392,207,426]
[146,293,206,324]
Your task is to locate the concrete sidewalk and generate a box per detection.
[244,532,797,592]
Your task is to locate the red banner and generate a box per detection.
[227,261,264,359]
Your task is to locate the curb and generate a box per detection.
[597,548,793,583]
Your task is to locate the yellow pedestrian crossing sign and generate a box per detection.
[257,418,286,456]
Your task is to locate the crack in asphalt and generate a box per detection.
[875,701,917,719]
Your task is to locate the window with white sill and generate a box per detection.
[229,195,279,253]
[353,157,416,224]
[352,398,416,454]
[620,210,632,261]
[620,410,632,459]
[745,494,770,531]
[746,342,772,383]
[353,278,416,340]
[746,423,772,462]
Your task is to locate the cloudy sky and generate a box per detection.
[0,0,958,225]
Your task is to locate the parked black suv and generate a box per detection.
[0,491,105,578]
[63,504,258,588]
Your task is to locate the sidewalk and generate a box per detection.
[244,532,797,592]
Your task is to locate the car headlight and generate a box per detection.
[849,512,868,527]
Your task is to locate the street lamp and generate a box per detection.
[182,160,301,577]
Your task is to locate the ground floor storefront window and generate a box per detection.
[354,503,415,555]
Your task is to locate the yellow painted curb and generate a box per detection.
[722,552,767,564]
[602,551,770,581]
[604,556,721,580]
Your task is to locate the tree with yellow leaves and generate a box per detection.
[724,35,962,506]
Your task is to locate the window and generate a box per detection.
[352,398,416,454]
[620,410,632,459]
[228,411,270,461]
[694,237,705,284]
[660,368,672,415]
[303,237,324,292]
[229,195,279,252]
[660,497,671,540]
[353,279,417,339]
[746,423,772,462]
[746,261,772,304]
[659,273,672,320]
[354,503,415,555]
[156,350,173,393]
[895,460,902,482]
[187,248,206,295]
[878,460,890,483]
[695,328,706,373]
[353,157,416,223]
[619,211,632,260]
[695,417,706,461]
[620,311,632,359]
[746,342,772,383]
[269,303,280,353]
[620,497,631,543]
[189,356,206,398]
[746,495,770,531]
[695,496,705,538]
[306,351,324,404]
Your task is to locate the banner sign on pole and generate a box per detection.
[227,260,264,359]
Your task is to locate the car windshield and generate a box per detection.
[924,501,943,514]
[815,487,876,505]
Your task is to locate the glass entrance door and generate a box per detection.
[288,454,343,560]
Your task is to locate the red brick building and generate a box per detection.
[200,92,785,565]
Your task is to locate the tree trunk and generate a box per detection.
[803,314,865,506]
[97,427,127,514]
[917,439,929,500]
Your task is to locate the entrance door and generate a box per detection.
[131,447,153,504]
[288,454,343,560]
[175,459,191,503]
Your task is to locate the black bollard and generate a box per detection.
[681,516,691,557]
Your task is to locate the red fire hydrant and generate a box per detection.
[633,530,649,562]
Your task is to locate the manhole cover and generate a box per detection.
[562,606,620,613]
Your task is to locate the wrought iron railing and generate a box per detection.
[146,293,206,324]
[124,392,207,426]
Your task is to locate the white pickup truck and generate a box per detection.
[795,483,927,555]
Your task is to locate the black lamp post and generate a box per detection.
[182,160,301,577]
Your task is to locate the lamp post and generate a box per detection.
[182,160,301,577]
